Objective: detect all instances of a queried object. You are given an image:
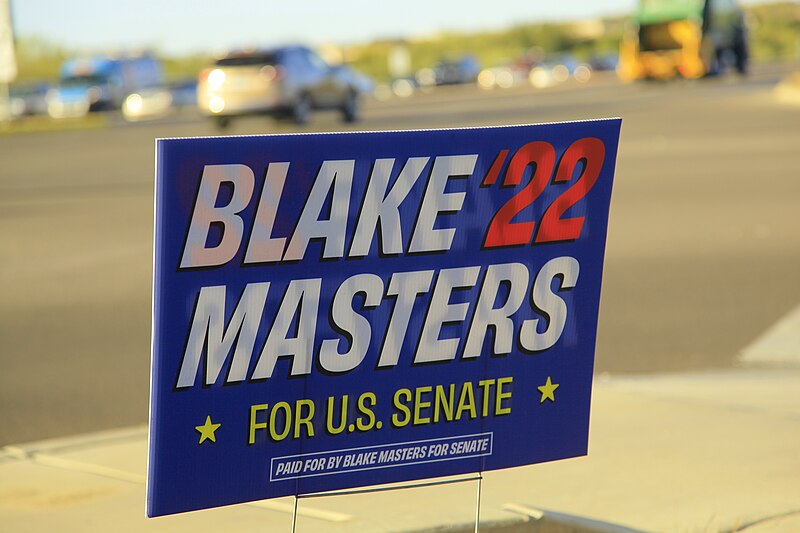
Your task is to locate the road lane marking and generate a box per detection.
[739,303,800,367]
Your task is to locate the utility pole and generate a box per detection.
[0,0,18,121]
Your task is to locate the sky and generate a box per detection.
[11,0,639,55]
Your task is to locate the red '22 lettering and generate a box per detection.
[482,137,605,248]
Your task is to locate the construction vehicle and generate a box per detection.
[618,0,749,81]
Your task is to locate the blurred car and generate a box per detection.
[196,45,364,128]
[417,55,481,87]
[529,54,592,88]
[122,86,173,121]
[121,79,197,122]
[9,82,50,117]
[372,77,418,100]
[168,79,198,107]
[477,52,544,90]
[47,54,164,119]
[478,63,533,89]
[391,76,419,98]
[590,53,620,72]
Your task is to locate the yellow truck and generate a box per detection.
[618,0,749,81]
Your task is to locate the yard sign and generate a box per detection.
[148,119,621,516]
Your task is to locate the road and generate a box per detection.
[2,66,799,446]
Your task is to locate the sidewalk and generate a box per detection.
[2,366,799,533]
[774,71,800,106]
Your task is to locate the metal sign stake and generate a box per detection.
[291,495,298,533]
[288,473,484,532]
[474,473,483,533]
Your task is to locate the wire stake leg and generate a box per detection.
[290,495,298,533]
[474,474,483,533]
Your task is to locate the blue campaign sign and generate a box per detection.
[147,119,621,517]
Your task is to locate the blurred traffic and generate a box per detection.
[3,1,797,129]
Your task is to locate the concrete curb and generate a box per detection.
[739,304,800,367]
[774,71,800,106]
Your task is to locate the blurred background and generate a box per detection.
[1,0,799,459]
[2,0,799,127]
[2,1,800,531]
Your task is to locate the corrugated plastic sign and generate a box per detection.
[148,119,621,517]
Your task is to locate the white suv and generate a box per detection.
[197,45,364,128]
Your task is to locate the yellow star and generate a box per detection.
[538,376,559,403]
[196,415,221,444]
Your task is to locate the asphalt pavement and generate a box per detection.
[3,66,800,445]
[2,66,800,531]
